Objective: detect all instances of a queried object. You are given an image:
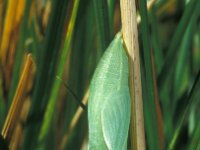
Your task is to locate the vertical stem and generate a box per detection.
[2,54,34,143]
[120,0,146,150]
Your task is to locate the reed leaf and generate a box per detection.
[158,0,199,87]
[22,0,69,149]
[37,0,80,149]
[92,0,111,50]
[168,69,200,150]
[138,0,163,149]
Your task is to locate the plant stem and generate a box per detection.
[2,54,34,143]
[120,0,146,149]
[60,88,89,149]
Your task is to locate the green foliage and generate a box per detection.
[88,33,130,149]
[0,0,200,149]
[37,0,80,148]
[22,0,69,149]
[92,0,112,50]
[138,0,160,149]
[168,70,200,150]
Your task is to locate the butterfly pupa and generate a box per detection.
[88,33,131,150]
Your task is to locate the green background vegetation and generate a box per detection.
[0,0,200,149]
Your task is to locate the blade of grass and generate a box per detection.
[69,0,98,96]
[22,0,69,149]
[151,52,164,149]
[137,0,156,24]
[149,6,164,75]
[138,0,163,149]
[0,0,24,65]
[189,118,200,150]
[9,97,31,150]
[93,0,111,50]
[37,0,80,148]
[8,0,32,107]
[168,69,200,150]
[61,2,97,148]
[158,0,199,87]
[161,2,199,143]
[107,0,115,32]
[153,4,175,140]
[55,1,96,148]
[191,17,200,75]
[8,59,34,149]
[172,15,195,107]
[0,0,3,44]
[2,54,34,143]
[0,0,26,101]
[60,88,89,149]
[0,73,5,129]
[120,0,146,149]
[0,0,5,134]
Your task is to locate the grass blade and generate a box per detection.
[37,0,80,148]
[138,0,164,149]
[158,0,199,87]
[168,69,200,150]
[93,0,111,50]
[189,119,200,150]
[2,54,34,144]
[8,0,32,108]
[60,88,89,149]
[22,0,69,149]
[0,0,26,102]
[172,14,196,106]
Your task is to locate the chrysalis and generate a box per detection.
[88,32,131,150]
